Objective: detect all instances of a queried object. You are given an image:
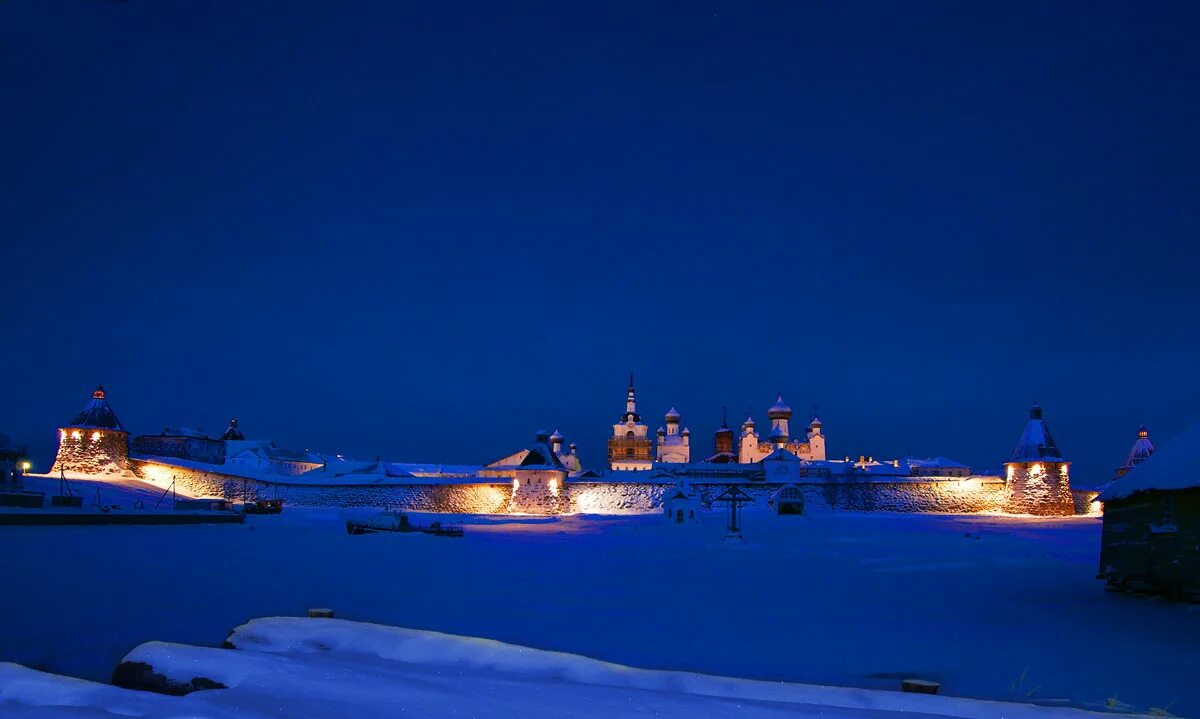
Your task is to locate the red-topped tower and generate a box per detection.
[50,385,131,476]
[1114,425,1156,479]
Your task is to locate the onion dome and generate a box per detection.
[767,395,792,420]
[549,429,564,443]
[681,426,690,436]
[809,415,823,428]
[535,429,549,444]
[665,407,681,422]
[657,426,666,435]
[743,415,756,428]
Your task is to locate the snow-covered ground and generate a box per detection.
[0,503,1194,716]
[0,617,1150,718]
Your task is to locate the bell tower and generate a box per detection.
[607,373,652,471]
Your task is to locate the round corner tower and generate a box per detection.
[1003,403,1074,515]
[50,385,131,476]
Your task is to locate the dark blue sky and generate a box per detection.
[2,1,1198,484]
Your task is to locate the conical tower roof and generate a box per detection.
[66,385,125,432]
[768,395,792,420]
[1119,425,1156,471]
[220,418,245,441]
[1009,404,1063,462]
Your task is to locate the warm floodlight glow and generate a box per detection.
[512,478,520,491]
[20,461,31,472]
[70,430,81,439]
[91,431,101,442]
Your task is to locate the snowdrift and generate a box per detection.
[3,616,1148,719]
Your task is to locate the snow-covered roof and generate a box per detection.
[517,432,565,470]
[155,427,209,439]
[768,395,792,419]
[265,447,323,463]
[220,419,245,441]
[904,456,969,469]
[1009,404,1065,462]
[65,385,124,431]
[1119,425,1156,471]
[1099,421,1200,502]
[761,448,800,463]
[664,407,681,421]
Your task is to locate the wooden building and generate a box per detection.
[1098,422,1200,602]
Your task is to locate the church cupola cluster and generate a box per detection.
[739,395,826,463]
[1003,403,1075,515]
[655,406,690,464]
[1115,424,1155,478]
[608,374,653,471]
[50,384,131,476]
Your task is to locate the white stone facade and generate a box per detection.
[655,408,690,464]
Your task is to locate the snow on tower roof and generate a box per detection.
[66,385,125,431]
[549,429,564,442]
[220,418,245,441]
[1009,404,1064,462]
[1119,425,1156,471]
[518,432,565,469]
[1099,421,1200,501]
[768,395,792,419]
[665,407,681,421]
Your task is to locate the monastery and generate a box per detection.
[30,382,1099,517]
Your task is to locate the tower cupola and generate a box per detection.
[767,395,793,420]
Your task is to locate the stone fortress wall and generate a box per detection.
[129,458,1099,516]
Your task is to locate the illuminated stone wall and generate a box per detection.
[51,429,130,476]
[130,459,511,513]
[1003,461,1076,516]
[130,458,1094,516]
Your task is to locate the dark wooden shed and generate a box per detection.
[1098,422,1200,602]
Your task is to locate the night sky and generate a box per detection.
[2,1,1198,485]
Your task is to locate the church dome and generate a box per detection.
[681,426,690,436]
[665,407,681,422]
[768,395,792,420]
[549,429,564,443]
